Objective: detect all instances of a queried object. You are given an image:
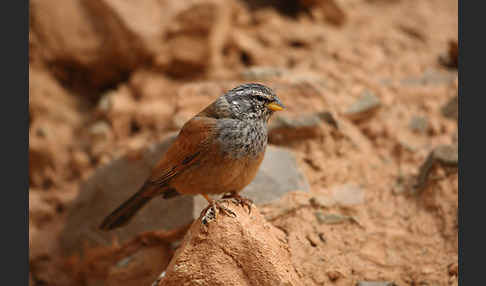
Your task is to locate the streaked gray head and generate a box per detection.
[222,83,285,122]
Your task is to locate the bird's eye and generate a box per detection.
[256,94,271,102]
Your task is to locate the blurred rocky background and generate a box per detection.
[29,0,458,285]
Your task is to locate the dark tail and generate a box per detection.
[99,184,156,231]
[99,183,180,231]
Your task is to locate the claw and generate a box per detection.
[200,199,237,228]
[222,192,253,214]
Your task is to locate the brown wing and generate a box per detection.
[144,115,217,194]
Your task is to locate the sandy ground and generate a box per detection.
[29,0,458,285]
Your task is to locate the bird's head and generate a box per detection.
[223,83,285,122]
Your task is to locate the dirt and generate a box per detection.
[29,0,458,285]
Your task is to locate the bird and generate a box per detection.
[99,83,285,231]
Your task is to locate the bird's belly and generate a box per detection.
[171,151,265,195]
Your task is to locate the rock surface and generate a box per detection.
[343,90,381,121]
[30,0,227,88]
[414,144,458,192]
[158,201,301,285]
[29,0,459,284]
[60,135,309,254]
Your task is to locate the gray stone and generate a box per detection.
[315,212,352,224]
[268,111,338,144]
[409,116,429,133]
[433,144,458,165]
[310,195,335,208]
[270,113,323,130]
[343,90,381,121]
[441,95,458,120]
[60,134,309,254]
[414,144,458,192]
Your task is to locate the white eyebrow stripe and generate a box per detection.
[253,90,270,98]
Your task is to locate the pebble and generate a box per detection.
[343,90,381,121]
[315,212,352,224]
[441,95,458,120]
[409,116,429,134]
[310,195,335,208]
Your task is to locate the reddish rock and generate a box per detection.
[30,0,143,88]
[30,0,228,88]
[159,201,301,285]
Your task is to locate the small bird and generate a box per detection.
[99,83,284,230]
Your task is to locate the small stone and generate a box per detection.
[433,144,458,166]
[241,145,311,203]
[315,212,352,224]
[344,91,381,121]
[356,281,397,286]
[270,113,322,130]
[310,195,335,208]
[268,114,322,143]
[35,126,49,138]
[409,116,429,133]
[332,184,365,206]
[316,111,339,129]
[414,144,458,192]
[268,111,338,144]
[441,95,458,120]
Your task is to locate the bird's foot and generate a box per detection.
[200,199,237,226]
[222,192,253,214]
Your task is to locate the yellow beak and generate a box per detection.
[267,102,284,111]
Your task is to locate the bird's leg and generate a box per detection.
[222,191,253,214]
[200,194,236,225]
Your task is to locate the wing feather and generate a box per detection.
[146,116,217,190]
